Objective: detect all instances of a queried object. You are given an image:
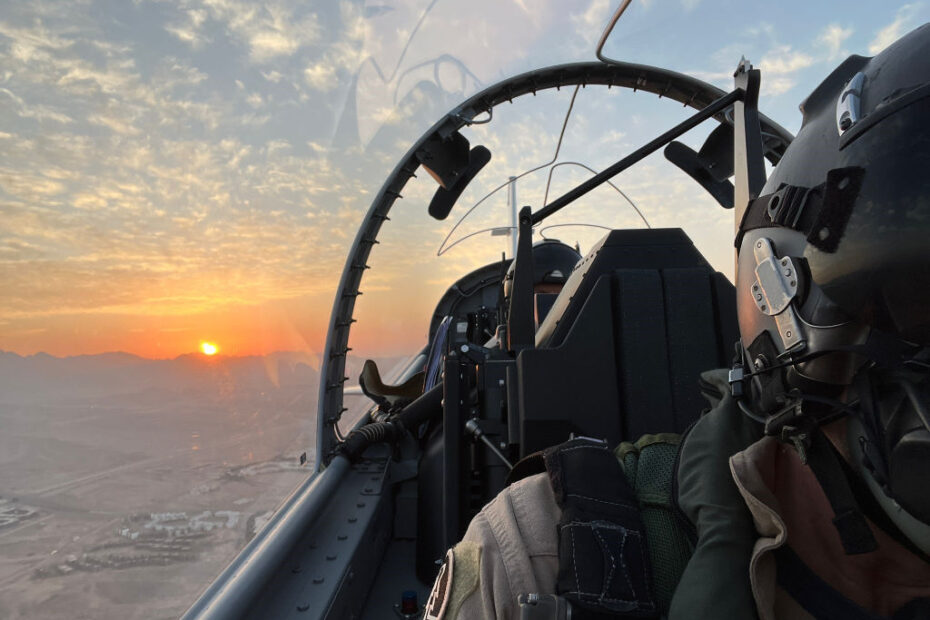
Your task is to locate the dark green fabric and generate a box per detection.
[616,433,693,616]
[667,368,764,620]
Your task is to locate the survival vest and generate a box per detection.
[507,434,693,618]
[507,368,767,619]
[509,367,930,620]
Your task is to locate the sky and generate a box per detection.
[1,0,927,360]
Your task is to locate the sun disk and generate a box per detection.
[200,342,218,356]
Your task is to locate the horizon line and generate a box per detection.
[0,348,412,362]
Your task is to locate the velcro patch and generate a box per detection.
[424,549,454,619]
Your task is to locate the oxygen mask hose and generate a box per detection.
[334,383,444,462]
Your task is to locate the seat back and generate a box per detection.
[516,229,737,455]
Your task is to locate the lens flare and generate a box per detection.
[200,342,218,356]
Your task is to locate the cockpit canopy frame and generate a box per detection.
[316,60,794,465]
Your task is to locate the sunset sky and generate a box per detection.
[1,0,926,360]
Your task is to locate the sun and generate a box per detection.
[200,342,219,356]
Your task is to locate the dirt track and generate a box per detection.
[0,386,316,620]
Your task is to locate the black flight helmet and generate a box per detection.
[738,23,930,385]
[735,24,930,543]
[502,238,581,304]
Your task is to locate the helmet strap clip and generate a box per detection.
[728,364,746,398]
[762,391,810,460]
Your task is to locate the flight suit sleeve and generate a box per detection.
[669,368,763,620]
[424,472,561,620]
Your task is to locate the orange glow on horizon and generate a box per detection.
[0,292,431,360]
[200,342,218,356]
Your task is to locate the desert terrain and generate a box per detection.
[0,351,390,619]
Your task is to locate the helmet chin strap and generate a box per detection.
[847,414,930,557]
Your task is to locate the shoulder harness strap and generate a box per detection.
[543,438,658,618]
[774,546,883,620]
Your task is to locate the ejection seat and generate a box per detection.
[416,228,738,578]
[513,227,738,457]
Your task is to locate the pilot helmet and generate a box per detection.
[502,238,581,303]
[735,23,930,550]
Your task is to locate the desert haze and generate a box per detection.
[0,350,395,619]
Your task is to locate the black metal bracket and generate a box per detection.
[507,206,536,353]
[441,351,464,550]
[531,88,742,224]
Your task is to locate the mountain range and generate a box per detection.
[0,350,329,405]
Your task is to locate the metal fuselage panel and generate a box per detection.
[242,450,393,619]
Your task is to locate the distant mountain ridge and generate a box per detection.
[0,350,323,405]
[0,351,410,406]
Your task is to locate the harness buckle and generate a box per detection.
[517,594,572,620]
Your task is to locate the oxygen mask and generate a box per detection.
[852,367,930,526]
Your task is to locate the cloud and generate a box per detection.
[759,46,815,75]
[757,45,815,95]
[88,114,141,135]
[696,20,860,97]
[304,62,336,91]
[246,91,263,108]
[570,0,611,47]
[869,4,921,54]
[817,23,854,60]
[56,58,139,96]
[0,169,68,201]
[0,19,74,63]
[192,0,322,63]
[248,30,298,61]
[161,60,208,87]
[166,8,209,48]
[72,192,108,210]
[0,0,751,358]
[763,77,799,96]
[166,23,204,47]
[1,87,73,123]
